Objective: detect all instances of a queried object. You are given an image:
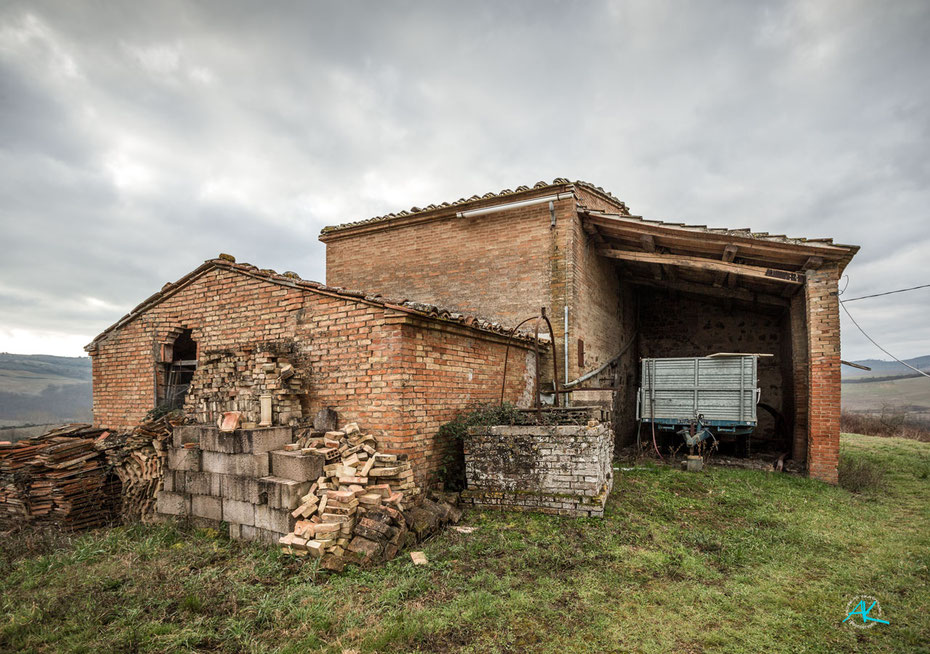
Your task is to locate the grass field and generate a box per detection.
[2,434,929,653]
[842,376,930,415]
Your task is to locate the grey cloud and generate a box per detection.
[0,0,928,360]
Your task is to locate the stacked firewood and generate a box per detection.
[278,423,460,571]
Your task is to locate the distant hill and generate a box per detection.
[0,353,92,426]
[841,355,930,381]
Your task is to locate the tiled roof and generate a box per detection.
[320,178,628,234]
[85,256,538,352]
[583,209,858,251]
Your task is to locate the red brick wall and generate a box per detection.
[90,267,306,429]
[323,195,575,329]
[90,264,536,484]
[805,267,841,483]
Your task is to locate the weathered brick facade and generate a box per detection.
[87,259,536,483]
[320,180,857,483]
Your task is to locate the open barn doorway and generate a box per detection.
[157,328,198,411]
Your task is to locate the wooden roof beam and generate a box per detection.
[713,244,738,288]
[599,248,805,284]
[627,277,789,307]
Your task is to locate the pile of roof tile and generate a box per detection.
[0,417,179,531]
[93,416,178,523]
[0,425,118,530]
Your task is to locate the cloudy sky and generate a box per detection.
[1,0,928,361]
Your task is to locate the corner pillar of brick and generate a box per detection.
[805,266,841,484]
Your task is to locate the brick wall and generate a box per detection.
[323,198,566,328]
[90,263,537,484]
[805,267,841,483]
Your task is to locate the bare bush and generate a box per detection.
[841,405,930,442]
[839,455,886,493]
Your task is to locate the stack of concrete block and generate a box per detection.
[156,424,326,543]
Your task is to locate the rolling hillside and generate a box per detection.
[0,353,92,427]
[841,354,930,380]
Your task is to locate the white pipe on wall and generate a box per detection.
[455,192,574,219]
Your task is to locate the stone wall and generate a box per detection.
[460,423,614,517]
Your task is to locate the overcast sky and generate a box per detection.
[1,0,928,361]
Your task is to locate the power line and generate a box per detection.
[840,283,930,303]
[840,302,930,379]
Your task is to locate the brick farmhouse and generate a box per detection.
[89,179,857,484]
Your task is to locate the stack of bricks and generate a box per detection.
[157,424,323,543]
[461,422,614,517]
[186,346,308,428]
[276,423,423,569]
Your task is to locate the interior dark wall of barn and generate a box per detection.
[622,287,792,455]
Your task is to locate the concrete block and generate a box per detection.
[172,425,202,448]
[228,522,242,540]
[182,471,216,496]
[191,494,223,521]
[199,426,294,455]
[221,474,261,504]
[239,525,282,544]
[255,504,296,534]
[167,447,201,472]
[162,470,175,492]
[156,491,190,516]
[202,451,269,477]
[257,476,311,510]
[270,450,325,482]
[222,498,255,526]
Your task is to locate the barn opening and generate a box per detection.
[158,328,198,411]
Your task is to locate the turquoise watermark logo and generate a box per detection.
[843,595,889,629]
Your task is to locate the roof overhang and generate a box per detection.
[582,210,859,302]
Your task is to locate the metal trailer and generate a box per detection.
[636,354,762,450]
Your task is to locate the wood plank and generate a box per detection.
[601,249,804,284]
[626,277,789,307]
[713,245,738,287]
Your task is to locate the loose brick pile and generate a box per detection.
[159,422,462,569]
[277,422,431,568]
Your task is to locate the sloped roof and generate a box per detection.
[85,256,538,352]
[320,178,628,235]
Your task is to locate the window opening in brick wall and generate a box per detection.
[159,329,197,411]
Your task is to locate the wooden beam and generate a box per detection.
[639,234,662,280]
[781,256,824,297]
[713,245,738,287]
[626,277,789,307]
[600,248,805,284]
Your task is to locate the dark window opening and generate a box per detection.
[159,329,197,411]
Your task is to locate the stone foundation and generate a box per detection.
[461,423,613,517]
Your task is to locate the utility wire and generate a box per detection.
[840,283,930,303]
[840,302,930,379]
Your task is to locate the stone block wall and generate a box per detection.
[460,423,614,517]
[157,424,321,543]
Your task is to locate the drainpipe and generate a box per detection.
[455,192,574,219]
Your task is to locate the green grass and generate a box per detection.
[2,434,928,653]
